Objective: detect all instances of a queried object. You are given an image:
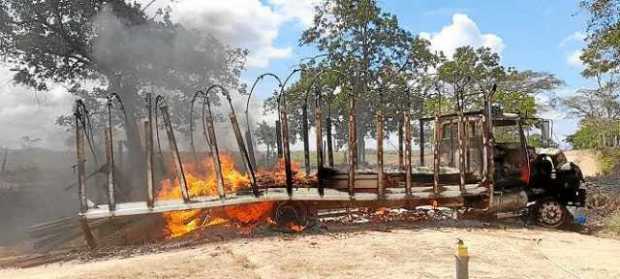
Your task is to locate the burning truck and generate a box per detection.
[67,73,586,247]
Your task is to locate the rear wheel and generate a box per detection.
[272,202,316,232]
[534,198,569,228]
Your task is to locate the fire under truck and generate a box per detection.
[72,78,586,246]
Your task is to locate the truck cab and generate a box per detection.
[490,111,586,227]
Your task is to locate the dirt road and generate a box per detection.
[2,222,619,279]
[565,149,602,177]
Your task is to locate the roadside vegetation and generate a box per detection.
[564,1,620,175]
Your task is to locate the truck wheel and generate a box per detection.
[272,202,315,232]
[534,198,568,228]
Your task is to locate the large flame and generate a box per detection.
[156,154,317,238]
[157,154,273,238]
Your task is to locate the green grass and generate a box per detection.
[599,148,620,175]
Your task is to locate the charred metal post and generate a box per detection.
[419,119,425,166]
[481,114,489,185]
[347,95,357,197]
[302,102,311,174]
[160,103,191,203]
[326,102,334,167]
[432,115,441,195]
[145,120,154,208]
[404,112,412,197]
[485,85,497,207]
[275,120,283,158]
[74,100,96,248]
[450,123,456,167]
[225,92,259,196]
[315,93,324,173]
[398,118,404,170]
[280,103,294,195]
[104,99,116,210]
[457,115,466,193]
[465,119,471,172]
[104,127,116,211]
[145,94,154,208]
[376,112,385,197]
[203,96,226,199]
[75,109,87,214]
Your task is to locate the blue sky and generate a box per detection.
[238,1,590,145]
[252,0,589,89]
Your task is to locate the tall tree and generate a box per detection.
[436,46,562,117]
[254,121,277,163]
[297,0,417,162]
[564,0,620,149]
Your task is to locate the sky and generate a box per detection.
[0,0,591,150]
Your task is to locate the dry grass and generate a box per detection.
[3,223,620,279]
[604,212,620,236]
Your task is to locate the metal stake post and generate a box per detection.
[145,120,154,208]
[347,96,357,197]
[75,115,87,213]
[404,112,412,197]
[376,112,384,197]
[160,104,190,203]
[204,97,226,199]
[104,127,116,211]
[145,94,154,208]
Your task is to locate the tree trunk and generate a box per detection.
[111,75,146,202]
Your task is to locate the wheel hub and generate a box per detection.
[537,200,564,227]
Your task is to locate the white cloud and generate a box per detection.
[269,0,319,27]
[559,31,586,47]
[567,49,584,68]
[419,14,505,58]
[0,66,74,150]
[139,0,318,68]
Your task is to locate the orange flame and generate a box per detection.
[157,154,273,238]
[257,158,315,186]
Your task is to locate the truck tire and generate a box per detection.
[272,202,316,232]
[534,198,569,228]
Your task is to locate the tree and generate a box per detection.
[436,46,562,117]
[579,0,620,77]
[0,1,246,197]
[254,121,277,163]
[298,0,417,162]
[564,1,620,149]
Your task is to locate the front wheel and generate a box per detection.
[534,198,569,228]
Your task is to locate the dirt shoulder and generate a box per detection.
[2,222,619,279]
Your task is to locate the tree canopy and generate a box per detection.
[261,0,563,162]
[564,0,620,150]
